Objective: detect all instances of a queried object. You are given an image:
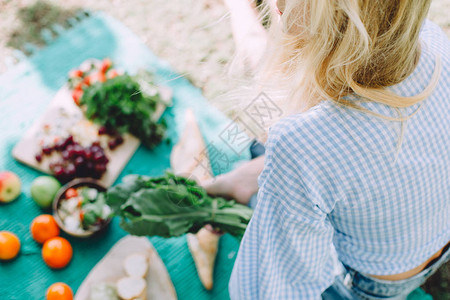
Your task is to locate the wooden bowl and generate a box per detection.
[53,178,111,238]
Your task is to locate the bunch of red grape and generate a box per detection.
[35,136,110,183]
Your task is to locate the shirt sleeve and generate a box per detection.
[229,123,336,300]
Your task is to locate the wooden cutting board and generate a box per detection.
[74,236,177,300]
[12,85,169,187]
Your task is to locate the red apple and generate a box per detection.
[0,172,21,203]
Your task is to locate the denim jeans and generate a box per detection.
[322,242,450,300]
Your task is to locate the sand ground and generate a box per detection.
[1,0,449,100]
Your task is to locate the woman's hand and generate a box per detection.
[201,156,265,205]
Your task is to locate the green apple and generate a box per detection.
[30,176,61,208]
[0,171,22,203]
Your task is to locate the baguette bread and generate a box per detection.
[170,108,221,290]
[116,277,147,300]
[123,253,149,278]
[187,228,220,290]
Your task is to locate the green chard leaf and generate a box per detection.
[106,172,253,238]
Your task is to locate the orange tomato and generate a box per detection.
[46,282,73,300]
[0,231,20,260]
[30,215,60,244]
[42,237,73,269]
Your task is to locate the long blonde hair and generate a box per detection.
[253,0,441,122]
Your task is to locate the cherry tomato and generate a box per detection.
[82,76,91,87]
[100,58,112,74]
[74,82,83,91]
[97,72,107,83]
[72,90,83,106]
[65,188,78,199]
[108,69,119,79]
[68,69,83,78]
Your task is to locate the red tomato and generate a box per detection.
[100,58,112,74]
[69,70,83,78]
[108,69,119,79]
[97,72,107,83]
[65,188,78,199]
[82,76,91,87]
[72,90,83,106]
[74,82,83,91]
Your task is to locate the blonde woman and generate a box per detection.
[204,0,450,299]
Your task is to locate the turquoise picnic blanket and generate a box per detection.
[0,12,250,300]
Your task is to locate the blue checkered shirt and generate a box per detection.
[229,20,450,299]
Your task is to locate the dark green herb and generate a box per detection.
[80,72,167,149]
[106,172,253,238]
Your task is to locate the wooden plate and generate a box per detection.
[74,235,177,300]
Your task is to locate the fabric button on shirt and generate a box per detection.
[229,20,450,299]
